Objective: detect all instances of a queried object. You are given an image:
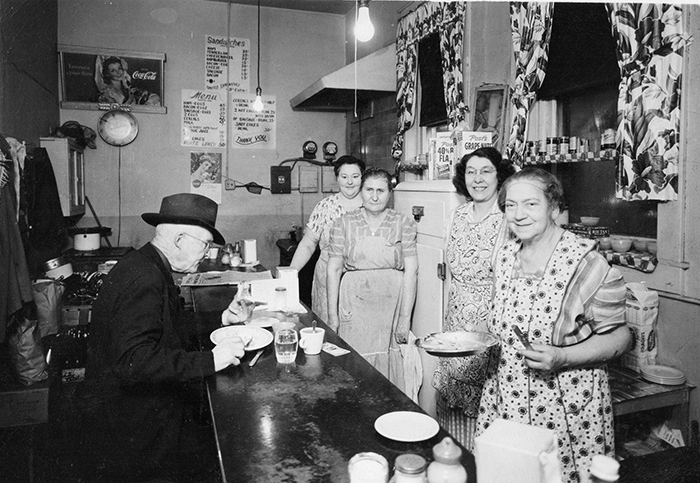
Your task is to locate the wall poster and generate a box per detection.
[181,89,227,148]
[231,94,276,150]
[58,44,166,114]
[190,152,222,204]
[205,35,250,92]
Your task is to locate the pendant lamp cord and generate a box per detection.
[257,0,261,92]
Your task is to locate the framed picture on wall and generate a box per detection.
[472,84,508,153]
[58,44,166,114]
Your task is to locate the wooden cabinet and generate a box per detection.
[40,137,85,217]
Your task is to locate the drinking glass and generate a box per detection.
[274,328,298,364]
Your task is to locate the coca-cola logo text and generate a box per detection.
[133,71,157,80]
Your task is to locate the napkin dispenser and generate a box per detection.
[242,239,257,264]
[474,419,559,483]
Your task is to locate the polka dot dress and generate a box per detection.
[476,233,616,483]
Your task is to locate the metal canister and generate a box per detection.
[601,128,616,150]
[526,141,536,157]
[537,139,547,155]
[558,136,570,155]
[569,136,578,154]
[546,137,558,155]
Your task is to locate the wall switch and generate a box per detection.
[299,166,319,193]
[270,166,292,194]
[225,179,236,190]
[321,166,339,193]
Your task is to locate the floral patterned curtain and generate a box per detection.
[392,2,466,163]
[505,2,555,166]
[606,3,691,202]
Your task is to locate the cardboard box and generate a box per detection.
[0,378,50,427]
[475,419,558,483]
[61,305,91,326]
[562,224,610,239]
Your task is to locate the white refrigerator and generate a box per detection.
[393,180,464,417]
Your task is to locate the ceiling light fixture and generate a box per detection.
[354,0,375,43]
[252,0,264,112]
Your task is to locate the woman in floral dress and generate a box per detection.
[290,155,365,323]
[476,168,631,483]
[431,147,514,450]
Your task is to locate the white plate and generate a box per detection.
[210,326,273,351]
[374,411,439,442]
[248,316,278,328]
[415,331,499,357]
[640,365,686,385]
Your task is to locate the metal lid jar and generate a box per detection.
[392,454,427,482]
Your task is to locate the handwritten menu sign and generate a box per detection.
[205,35,249,92]
[231,94,276,150]
[181,89,227,147]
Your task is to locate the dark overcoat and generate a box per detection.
[79,243,215,480]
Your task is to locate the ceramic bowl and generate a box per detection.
[580,216,600,226]
[647,241,657,255]
[633,239,647,252]
[598,237,612,250]
[611,239,633,253]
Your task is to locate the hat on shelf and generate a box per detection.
[142,193,225,245]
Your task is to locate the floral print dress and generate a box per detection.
[477,232,626,483]
[432,201,505,417]
[305,193,348,323]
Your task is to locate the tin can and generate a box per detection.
[579,138,589,154]
[526,141,536,157]
[569,136,578,154]
[558,136,570,155]
[537,139,547,155]
[546,137,558,155]
[601,128,616,150]
[349,452,389,483]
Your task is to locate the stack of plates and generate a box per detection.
[640,365,686,385]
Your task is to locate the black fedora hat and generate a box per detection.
[141,193,225,245]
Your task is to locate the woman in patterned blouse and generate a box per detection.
[476,167,631,483]
[290,155,365,323]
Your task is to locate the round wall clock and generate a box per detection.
[98,110,139,146]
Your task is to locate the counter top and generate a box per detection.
[198,309,475,483]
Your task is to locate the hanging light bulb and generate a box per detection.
[252,0,264,112]
[253,87,264,112]
[354,0,374,42]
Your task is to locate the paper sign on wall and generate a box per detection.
[205,35,250,92]
[454,131,493,160]
[190,151,222,204]
[231,94,276,150]
[181,89,226,147]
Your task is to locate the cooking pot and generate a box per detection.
[73,227,102,251]
[43,256,73,280]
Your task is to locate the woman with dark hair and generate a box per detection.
[431,146,515,450]
[290,155,365,322]
[96,56,161,106]
[326,168,418,391]
[477,167,630,483]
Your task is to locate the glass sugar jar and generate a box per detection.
[390,454,427,483]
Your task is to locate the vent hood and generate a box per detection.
[290,43,396,112]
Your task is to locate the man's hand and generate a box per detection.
[221,299,254,325]
[212,337,245,371]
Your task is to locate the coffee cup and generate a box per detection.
[299,327,325,355]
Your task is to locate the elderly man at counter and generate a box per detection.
[78,193,249,482]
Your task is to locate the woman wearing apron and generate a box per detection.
[326,168,418,391]
[290,155,365,323]
[476,168,631,483]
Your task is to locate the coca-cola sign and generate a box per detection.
[59,45,166,114]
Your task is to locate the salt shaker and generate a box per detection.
[390,453,427,483]
[426,437,466,483]
[229,241,242,267]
